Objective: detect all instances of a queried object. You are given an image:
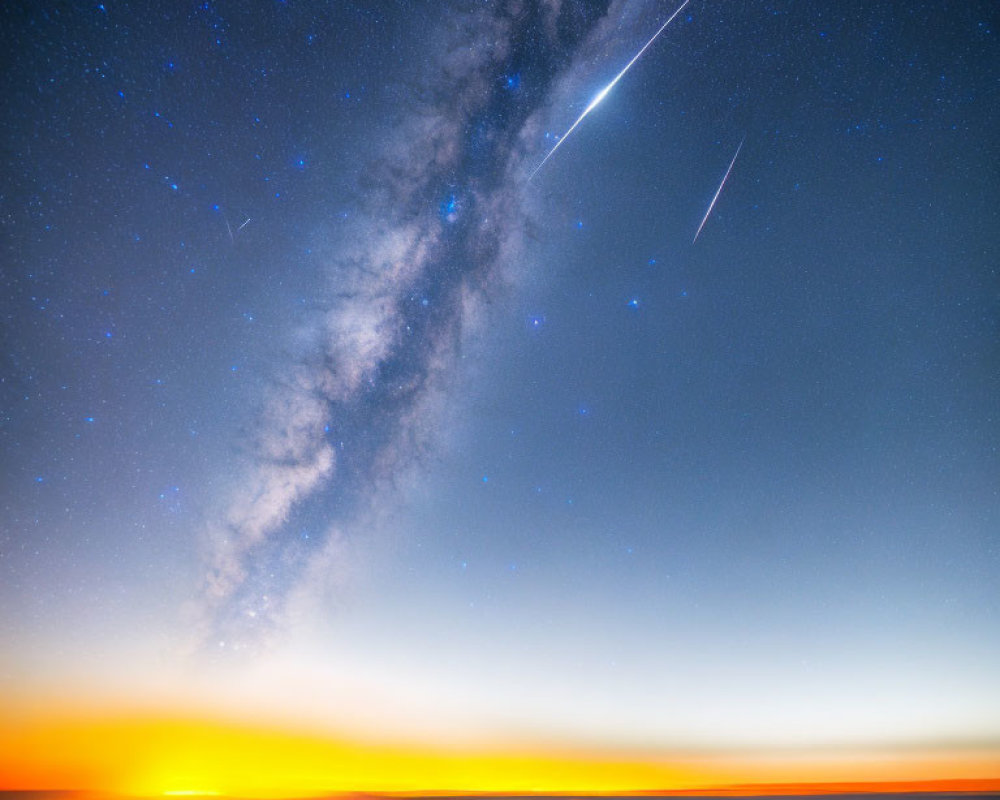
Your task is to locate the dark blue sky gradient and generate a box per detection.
[1,0,997,753]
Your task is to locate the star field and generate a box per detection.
[1,0,998,774]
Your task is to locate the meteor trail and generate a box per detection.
[224,213,251,243]
[528,0,691,181]
[693,137,745,244]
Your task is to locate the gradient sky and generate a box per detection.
[2,0,999,792]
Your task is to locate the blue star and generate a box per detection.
[440,193,459,222]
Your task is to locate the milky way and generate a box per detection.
[193,0,629,654]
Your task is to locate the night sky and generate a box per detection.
[2,0,999,785]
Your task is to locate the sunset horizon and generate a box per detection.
[4,781,1000,799]
[3,703,998,798]
[2,0,996,795]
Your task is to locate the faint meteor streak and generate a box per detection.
[528,0,691,180]
[224,213,252,243]
[693,137,745,244]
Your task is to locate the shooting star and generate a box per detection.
[223,213,251,243]
[693,137,745,244]
[528,0,691,181]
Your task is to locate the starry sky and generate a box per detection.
[1,0,999,791]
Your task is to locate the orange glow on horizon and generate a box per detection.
[0,712,708,797]
[2,710,998,797]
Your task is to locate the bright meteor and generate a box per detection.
[693,136,745,244]
[528,0,691,180]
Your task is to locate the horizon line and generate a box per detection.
[4,777,1000,799]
